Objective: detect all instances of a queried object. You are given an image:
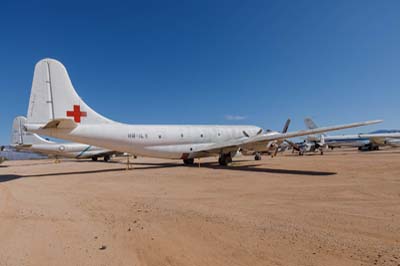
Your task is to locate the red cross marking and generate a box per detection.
[66,105,87,123]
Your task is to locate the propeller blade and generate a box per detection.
[272,119,291,157]
[285,140,300,151]
[282,118,291,133]
[273,146,279,157]
[242,131,250,138]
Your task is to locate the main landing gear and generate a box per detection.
[92,155,111,162]
[218,153,233,166]
[254,153,262,161]
[183,158,194,165]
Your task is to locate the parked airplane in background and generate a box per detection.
[302,118,400,152]
[12,116,116,162]
[359,130,400,148]
[24,59,381,166]
[241,119,292,160]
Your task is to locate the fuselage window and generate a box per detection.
[158,135,162,139]
[181,133,184,138]
[200,134,204,138]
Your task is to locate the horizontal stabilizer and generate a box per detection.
[42,119,78,129]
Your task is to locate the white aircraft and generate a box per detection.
[24,59,382,166]
[12,116,116,161]
[304,118,400,151]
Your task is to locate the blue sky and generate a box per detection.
[1,0,399,144]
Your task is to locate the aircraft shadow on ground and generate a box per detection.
[0,168,128,182]
[196,163,336,176]
[0,174,22,182]
[126,161,336,176]
[0,161,336,183]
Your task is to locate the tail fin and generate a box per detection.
[27,58,112,126]
[304,117,318,130]
[304,117,327,138]
[11,116,53,146]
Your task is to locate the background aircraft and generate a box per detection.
[241,119,292,160]
[12,116,116,162]
[300,118,400,153]
[24,59,381,166]
[358,131,400,148]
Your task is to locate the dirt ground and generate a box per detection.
[0,149,399,266]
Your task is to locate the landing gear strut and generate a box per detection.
[104,155,111,162]
[218,154,232,166]
[183,158,194,165]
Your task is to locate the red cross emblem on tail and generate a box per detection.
[66,105,87,123]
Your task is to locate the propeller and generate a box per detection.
[284,139,300,151]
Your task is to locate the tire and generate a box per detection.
[92,157,98,162]
[254,154,262,161]
[183,158,194,165]
[104,155,110,162]
[218,154,232,166]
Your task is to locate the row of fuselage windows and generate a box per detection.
[127,132,222,140]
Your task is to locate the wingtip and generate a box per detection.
[366,119,383,125]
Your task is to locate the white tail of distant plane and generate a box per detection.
[12,116,53,146]
[27,59,112,126]
[304,117,318,130]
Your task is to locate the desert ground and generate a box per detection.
[0,150,399,266]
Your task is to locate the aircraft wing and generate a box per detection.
[194,120,382,154]
[359,133,400,145]
[359,133,400,139]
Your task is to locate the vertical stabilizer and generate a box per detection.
[27,59,113,126]
[304,117,319,130]
[11,116,53,145]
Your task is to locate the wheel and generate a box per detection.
[183,158,194,165]
[218,154,232,166]
[254,153,262,161]
[92,156,98,162]
[104,155,110,162]
[320,150,324,155]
